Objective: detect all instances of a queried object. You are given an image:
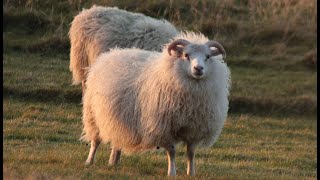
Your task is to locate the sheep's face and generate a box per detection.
[180,44,212,80]
[168,39,226,80]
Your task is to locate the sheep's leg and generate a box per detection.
[108,148,121,166]
[187,143,196,176]
[166,145,176,176]
[85,139,100,167]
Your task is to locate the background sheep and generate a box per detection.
[81,32,231,176]
[69,5,178,94]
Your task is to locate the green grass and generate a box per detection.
[3,96,317,179]
[3,0,317,179]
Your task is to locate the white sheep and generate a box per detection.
[81,32,231,176]
[69,5,178,94]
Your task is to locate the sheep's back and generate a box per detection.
[73,6,177,65]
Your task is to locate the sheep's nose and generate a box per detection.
[193,65,204,76]
[194,66,204,71]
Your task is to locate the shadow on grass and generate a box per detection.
[5,133,80,144]
[227,58,315,72]
[4,35,70,56]
[3,86,81,104]
[229,96,316,117]
[3,86,316,117]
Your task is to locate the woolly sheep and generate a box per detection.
[81,32,231,176]
[69,5,178,94]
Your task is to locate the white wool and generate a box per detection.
[69,5,178,84]
[81,32,231,154]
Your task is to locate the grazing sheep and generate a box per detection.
[81,32,231,176]
[69,5,178,94]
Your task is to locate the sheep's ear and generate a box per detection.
[210,47,221,56]
[172,46,184,57]
[206,40,226,58]
[167,39,190,57]
[164,44,182,57]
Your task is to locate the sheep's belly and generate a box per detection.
[174,120,214,145]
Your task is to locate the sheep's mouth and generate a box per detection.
[192,72,204,79]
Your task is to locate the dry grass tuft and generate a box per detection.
[302,49,317,68]
[3,0,317,56]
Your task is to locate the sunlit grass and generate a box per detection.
[3,98,316,178]
[3,50,317,178]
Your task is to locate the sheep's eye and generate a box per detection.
[184,53,189,60]
[205,54,210,61]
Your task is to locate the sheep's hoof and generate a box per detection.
[168,172,176,176]
[85,161,93,167]
[108,160,119,166]
[108,163,115,166]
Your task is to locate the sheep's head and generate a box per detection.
[168,39,226,80]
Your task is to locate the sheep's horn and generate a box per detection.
[206,40,226,58]
[167,39,190,56]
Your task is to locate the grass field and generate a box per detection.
[3,0,317,179]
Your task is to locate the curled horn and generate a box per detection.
[167,39,190,56]
[206,40,227,58]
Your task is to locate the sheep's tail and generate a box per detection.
[69,10,90,85]
[69,34,89,85]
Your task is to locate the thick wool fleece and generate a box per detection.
[69,5,178,84]
[81,32,231,154]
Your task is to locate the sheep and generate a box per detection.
[81,31,231,176]
[69,5,178,95]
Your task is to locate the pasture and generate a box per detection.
[3,0,317,179]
